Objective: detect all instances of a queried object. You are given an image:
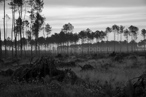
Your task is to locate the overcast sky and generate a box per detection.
[44,0,146,7]
[0,0,146,41]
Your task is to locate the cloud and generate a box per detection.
[44,0,146,7]
[43,6,146,30]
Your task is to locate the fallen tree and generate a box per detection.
[11,56,78,84]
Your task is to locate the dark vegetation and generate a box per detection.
[57,61,76,68]
[79,64,94,71]
[0,52,146,97]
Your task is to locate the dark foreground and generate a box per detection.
[0,52,146,97]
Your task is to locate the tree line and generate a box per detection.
[0,0,146,58]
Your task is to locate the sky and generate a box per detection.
[0,0,146,42]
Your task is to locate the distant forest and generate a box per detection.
[0,0,146,58]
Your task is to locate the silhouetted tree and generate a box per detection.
[94,30,101,52]
[112,24,119,52]
[119,25,125,52]
[73,33,79,44]
[141,29,146,51]
[62,23,74,54]
[6,37,12,51]
[26,30,31,53]
[32,12,45,54]
[62,23,74,33]
[28,8,35,56]
[9,0,19,57]
[99,31,106,52]
[128,25,139,52]
[29,0,44,54]
[79,30,87,54]
[0,0,6,57]
[0,29,2,58]
[38,36,45,50]
[13,0,24,56]
[85,28,92,54]
[14,21,21,57]
[124,29,130,52]
[22,20,29,55]
[44,23,51,53]
[45,23,52,37]
[105,27,112,52]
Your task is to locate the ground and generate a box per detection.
[0,52,146,97]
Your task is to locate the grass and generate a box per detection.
[0,53,146,97]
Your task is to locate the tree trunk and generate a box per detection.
[19,7,23,57]
[127,36,129,53]
[13,8,17,57]
[0,29,2,58]
[23,30,26,57]
[45,44,47,55]
[30,31,33,57]
[31,42,33,56]
[3,0,6,58]
[144,37,146,52]
[114,31,115,52]
[35,38,38,55]
[11,3,14,57]
[120,33,122,53]
[15,36,17,57]
[107,37,109,53]
[67,42,69,55]
[131,36,133,52]
[81,38,83,54]
[88,39,90,54]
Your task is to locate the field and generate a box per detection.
[0,52,146,97]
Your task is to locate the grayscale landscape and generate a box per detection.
[0,0,146,97]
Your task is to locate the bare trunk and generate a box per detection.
[144,37,146,52]
[114,32,115,52]
[67,42,69,55]
[44,44,46,55]
[4,0,6,58]
[96,39,98,53]
[19,6,23,57]
[23,3,27,57]
[11,9,14,57]
[88,39,90,54]
[29,29,32,56]
[31,42,33,56]
[0,30,2,58]
[131,36,133,52]
[107,37,109,53]
[120,34,122,52]
[30,6,33,57]
[81,38,83,54]
[35,38,38,54]
[15,36,17,57]
[127,36,129,52]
